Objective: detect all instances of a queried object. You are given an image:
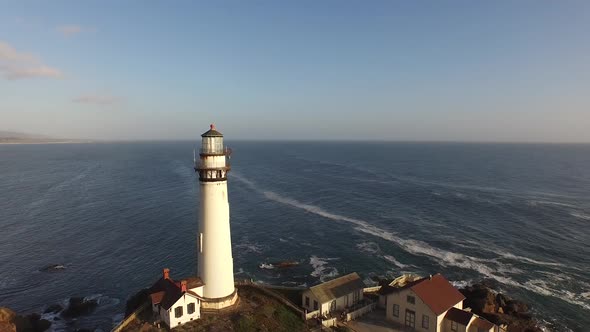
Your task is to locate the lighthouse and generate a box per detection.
[194,124,238,309]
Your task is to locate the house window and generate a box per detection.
[405,309,415,328]
[353,290,360,303]
[407,295,415,304]
[305,296,310,307]
[313,300,318,311]
[174,306,183,318]
[422,315,429,329]
[451,321,458,332]
[392,304,399,317]
[187,303,195,314]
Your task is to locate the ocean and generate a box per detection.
[0,141,588,331]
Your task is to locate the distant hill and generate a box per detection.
[0,131,88,144]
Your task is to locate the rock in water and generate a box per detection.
[0,308,17,332]
[61,297,98,318]
[43,304,63,314]
[39,264,66,272]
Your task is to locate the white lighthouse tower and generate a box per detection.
[194,124,238,309]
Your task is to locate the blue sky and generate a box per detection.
[1,1,589,141]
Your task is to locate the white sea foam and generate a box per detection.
[279,238,288,243]
[310,255,339,282]
[523,279,590,311]
[232,173,590,310]
[356,242,380,254]
[451,280,474,289]
[570,212,590,221]
[234,242,264,254]
[383,255,409,269]
[498,252,563,267]
[259,263,275,270]
[528,200,577,208]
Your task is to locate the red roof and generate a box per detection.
[410,274,465,315]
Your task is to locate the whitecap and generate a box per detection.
[309,255,339,282]
[383,255,408,269]
[356,242,380,254]
[570,212,590,221]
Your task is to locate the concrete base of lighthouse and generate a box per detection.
[199,288,238,310]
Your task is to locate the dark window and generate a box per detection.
[422,315,429,329]
[451,321,458,332]
[405,309,415,328]
[187,303,195,314]
[407,295,415,304]
[305,296,310,307]
[313,300,318,310]
[392,304,399,317]
[174,306,183,318]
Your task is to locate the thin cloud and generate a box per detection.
[73,94,124,106]
[57,25,82,37]
[57,25,95,37]
[0,41,63,80]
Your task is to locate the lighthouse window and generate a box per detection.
[187,303,195,314]
[174,306,183,318]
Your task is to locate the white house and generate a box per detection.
[148,268,204,329]
[382,273,498,332]
[302,272,366,317]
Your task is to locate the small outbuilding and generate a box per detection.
[302,272,366,317]
[148,268,204,329]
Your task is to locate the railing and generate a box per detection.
[305,309,320,320]
[345,301,376,321]
[199,147,231,156]
[110,302,149,332]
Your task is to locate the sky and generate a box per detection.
[1,1,589,142]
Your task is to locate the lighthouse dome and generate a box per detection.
[201,124,223,137]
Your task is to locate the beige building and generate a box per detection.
[148,269,204,329]
[382,273,498,332]
[302,272,366,317]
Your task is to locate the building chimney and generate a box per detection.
[163,268,170,280]
[181,280,187,292]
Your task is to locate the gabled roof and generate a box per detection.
[409,274,465,316]
[378,277,428,295]
[186,276,204,289]
[445,307,473,326]
[309,273,366,304]
[472,316,495,330]
[149,277,202,310]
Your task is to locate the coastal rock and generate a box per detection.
[0,308,51,332]
[39,264,66,272]
[460,283,541,332]
[0,321,16,332]
[43,304,63,314]
[15,313,52,332]
[61,297,98,318]
[125,289,150,316]
[0,307,17,323]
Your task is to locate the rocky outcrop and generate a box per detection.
[0,307,51,332]
[61,297,98,318]
[460,283,541,332]
[125,288,150,317]
[39,264,66,272]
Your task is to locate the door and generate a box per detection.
[405,309,415,329]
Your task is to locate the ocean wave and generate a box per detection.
[232,173,590,311]
[523,279,590,311]
[356,242,380,254]
[383,255,409,269]
[570,212,590,221]
[498,252,563,267]
[309,255,339,282]
[527,200,577,208]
